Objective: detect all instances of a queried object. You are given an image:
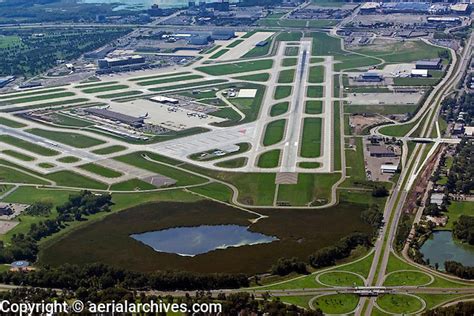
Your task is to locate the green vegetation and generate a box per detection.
[270,102,289,117]
[1,150,35,161]
[275,31,303,42]
[79,163,122,178]
[242,38,273,58]
[274,86,292,100]
[0,135,59,156]
[0,117,26,128]
[384,271,432,286]
[263,119,286,146]
[136,75,202,87]
[196,60,273,76]
[45,171,107,189]
[299,162,321,169]
[285,47,299,56]
[227,39,244,48]
[82,84,128,94]
[309,65,324,83]
[37,163,55,169]
[307,86,323,98]
[0,166,47,185]
[215,157,247,168]
[300,118,322,158]
[76,81,119,88]
[209,49,229,59]
[376,294,423,314]
[92,145,127,155]
[96,90,143,99]
[189,182,233,202]
[233,73,269,82]
[282,58,297,67]
[110,179,156,191]
[27,129,105,148]
[57,156,80,163]
[277,173,339,206]
[190,143,250,162]
[278,69,295,83]
[129,72,190,82]
[0,28,129,77]
[312,294,359,314]
[305,100,322,114]
[318,271,364,286]
[114,152,206,186]
[379,121,417,137]
[48,113,93,128]
[257,150,280,168]
[445,201,474,230]
[0,92,75,105]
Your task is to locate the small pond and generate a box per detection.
[130,224,278,256]
[420,230,474,270]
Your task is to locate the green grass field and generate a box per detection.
[96,90,143,99]
[300,118,322,158]
[312,294,359,314]
[274,86,292,100]
[345,104,418,115]
[305,100,323,114]
[0,135,59,156]
[45,171,107,189]
[282,58,297,67]
[376,294,423,314]
[1,150,35,161]
[215,157,247,168]
[307,85,324,98]
[0,117,27,128]
[299,161,321,169]
[27,129,105,148]
[209,49,229,59]
[57,156,80,163]
[444,201,474,230]
[309,65,325,83]
[233,73,270,82]
[263,119,286,146]
[318,271,364,287]
[277,173,340,206]
[79,163,123,178]
[92,145,127,155]
[0,92,75,105]
[384,271,432,286]
[257,150,281,168]
[270,102,289,117]
[0,166,47,185]
[136,75,202,86]
[278,69,295,83]
[81,84,129,94]
[196,60,273,76]
[110,179,156,191]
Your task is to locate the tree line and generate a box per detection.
[0,190,112,263]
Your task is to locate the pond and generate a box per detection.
[420,230,474,270]
[131,225,278,256]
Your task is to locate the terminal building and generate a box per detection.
[0,76,15,88]
[98,55,146,69]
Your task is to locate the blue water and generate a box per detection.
[420,230,474,270]
[131,225,278,256]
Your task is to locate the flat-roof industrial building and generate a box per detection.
[415,58,442,70]
[85,108,145,127]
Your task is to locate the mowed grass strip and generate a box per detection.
[0,166,48,185]
[278,69,295,84]
[309,65,325,83]
[196,60,273,76]
[274,86,292,100]
[27,129,105,148]
[114,152,207,186]
[0,117,26,128]
[305,100,323,114]
[96,90,143,99]
[79,163,123,178]
[92,145,127,155]
[307,85,324,98]
[129,72,190,82]
[300,118,322,158]
[136,74,203,86]
[257,149,280,168]
[233,73,270,82]
[209,49,230,59]
[227,39,244,48]
[270,102,289,117]
[0,88,66,100]
[57,156,80,163]
[81,85,129,94]
[45,171,107,190]
[1,150,35,161]
[263,119,286,146]
[110,178,156,191]
[0,92,75,105]
[282,58,297,66]
[0,135,59,156]
[75,81,119,89]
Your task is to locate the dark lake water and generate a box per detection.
[131,225,278,256]
[420,230,474,270]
